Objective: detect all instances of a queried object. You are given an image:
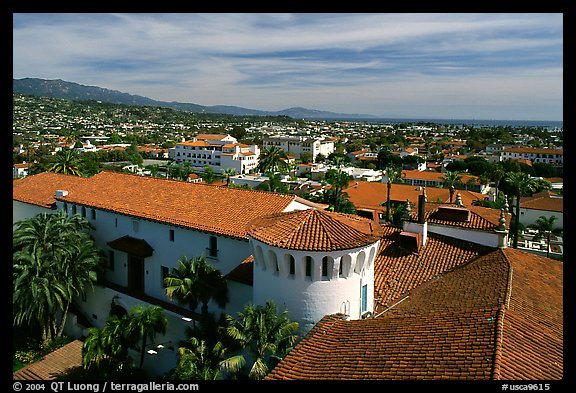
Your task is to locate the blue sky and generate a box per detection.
[13,13,563,121]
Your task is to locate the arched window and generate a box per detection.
[368,246,376,268]
[267,250,279,274]
[284,254,295,278]
[322,256,334,280]
[304,256,313,278]
[355,251,366,274]
[255,245,265,271]
[340,254,352,278]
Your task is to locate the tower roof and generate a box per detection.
[247,208,384,252]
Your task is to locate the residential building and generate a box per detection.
[501,147,563,165]
[262,135,334,161]
[266,194,562,380]
[172,133,260,174]
[399,169,486,194]
[13,162,33,179]
[518,190,563,229]
[343,180,486,221]
[12,171,562,380]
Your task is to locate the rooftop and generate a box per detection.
[267,247,562,380]
[247,208,384,251]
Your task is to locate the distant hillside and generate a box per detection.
[13,78,377,120]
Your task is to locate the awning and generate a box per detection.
[107,235,154,258]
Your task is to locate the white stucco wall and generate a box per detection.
[13,200,53,226]
[519,208,563,229]
[426,223,500,248]
[250,238,379,335]
[55,200,254,318]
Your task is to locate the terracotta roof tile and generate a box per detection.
[267,246,562,380]
[519,191,563,213]
[343,181,485,215]
[225,255,254,286]
[13,172,89,208]
[247,209,384,251]
[373,225,495,309]
[13,340,83,380]
[46,171,297,239]
[496,248,563,380]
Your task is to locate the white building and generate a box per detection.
[263,135,334,161]
[12,171,356,375]
[500,147,563,165]
[172,133,260,174]
[247,209,383,334]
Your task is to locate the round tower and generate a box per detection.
[247,208,384,334]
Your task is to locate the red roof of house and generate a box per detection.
[13,340,84,380]
[247,208,384,251]
[13,172,89,208]
[266,247,562,380]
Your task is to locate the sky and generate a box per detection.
[13,13,563,121]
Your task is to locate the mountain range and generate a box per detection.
[13,78,378,120]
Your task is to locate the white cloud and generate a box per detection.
[13,13,563,120]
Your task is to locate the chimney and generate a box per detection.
[55,190,68,197]
[402,191,428,247]
[417,193,426,224]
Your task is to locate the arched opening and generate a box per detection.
[340,254,352,278]
[110,302,128,319]
[255,245,265,271]
[284,254,296,278]
[322,256,334,280]
[368,246,376,268]
[355,251,366,274]
[267,250,279,274]
[304,256,313,279]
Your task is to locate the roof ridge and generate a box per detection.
[489,248,513,380]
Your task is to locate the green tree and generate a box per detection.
[383,165,404,222]
[221,301,299,380]
[13,211,105,346]
[164,256,229,321]
[127,305,168,369]
[202,165,217,184]
[221,168,238,186]
[441,171,463,203]
[47,149,83,176]
[256,146,288,175]
[504,172,538,249]
[527,216,563,258]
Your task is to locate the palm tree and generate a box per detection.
[256,146,288,175]
[528,215,563,258]
[221,168,238,186]
[325,167,353,213]
[164,256,229,322]
[13,211,104,346]
[383,165,404,222]
[504,171,538,249]
[441,171,463,203]
[221,300,299,380]
[127,305,168,369]
[47,149,83,176]
[171,336,228,380]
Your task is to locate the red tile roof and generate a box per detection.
[343,181,485,215]
[520,191,563,213]
[225,255,254,286]
[13,172,89,208]
[25,171,298,239]
[373,225,495,309]
[266,247,562,380]
[247,208,384,251]
[13,340,83,380]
